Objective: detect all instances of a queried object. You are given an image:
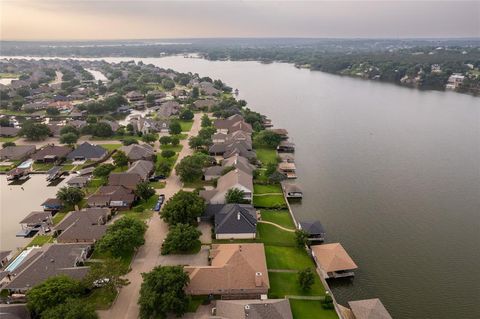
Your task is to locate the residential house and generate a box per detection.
[205,204,258,239]
[147,90,166,99]
[209,140,255,160]
[311,243,358,279]
[31,145,71,163]
[127,160,154,181]
[54,208,110,243]
[198,81,221,96]
[157,101,180,118]
[108,172,142,190]
[193,98,217,110]
[0,126,20,137]
[214,299,293,319]
[204,155,255,181]
[4,243,91,293]
[87,185,135,209]
[0,145,36,161]
[67,142,107,161]
[203,166,224,181]
[125,91,144,102]
[200,169,253,204]
[129,116,162,135]
[214,115,252,134]
[184,243,269,298]
[446,73,465,90]
[120,144,155,161]
[68,120,87,130]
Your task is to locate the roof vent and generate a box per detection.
[255,272,263,287]
[50,258,55,263]
[237,212,241,221]
[244,304,250,310]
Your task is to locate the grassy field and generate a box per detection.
[0,73,19,78]
[268,272,326,298]
[265,246,315,270]
[178,120,194,132]
[186,296,208,313]
[289,299,338,319]
[26,235,54,247]
[253,194,287,208]
[260,210,295,228]
[52,212,68,225]
[32,162,55,172]
[0,136,18,143]
[183,179,214,189]
[149,181,165,189]
[255,147,278,165]
[257,223,296,246]
[85,178,105,195]
[100,144,122,152]
[60,164,76,172]
[83,287,117,310]
[254,184,283,194]
[160,144,183,152]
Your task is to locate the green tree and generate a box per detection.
[159,135,172,145]
[146,94,155,106]
[225,188,247,204]
[156,161,172,177]
[298,268,315,291]
[161,223,201,255]
[179,108,194,120]
[96,216,146,257]
[41,298,98,319]
[161,150,175,158]
[2,141,16,148]
[170,136,180,146]
[26,276,84,317]
[265,162,277,176]
[142,133,157,144]
[91,122,113,137]
[191,86,199,98]
[295,229,309,248]
[138,266,190,319]
[113,150,129,167]
[160,190,205,225]
[83,258,129,292]
[254,130,283,148]
[56,186,84,208]
[135,181,155,201]
[60,132,79,145]
[169,121,182,135]
[175,153,211,183]
[122,136,138,145]
[161,78,175,90]
[19,122,51,141]
[46,107,60,116]
[93,163,115,178]
[60,125,79,136]
[0,117,10,127]
[201,114,212,127]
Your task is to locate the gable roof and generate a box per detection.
[185,243,269,294]
[19,211,52,225]
[127,160,154,180]
[0,145,36,160]
[215,299,293,319]
[299,220,325,235]
[348,299,392,319]
[31,145,71,160]
[222,155,255,175]
[215,204,257,235]
[67,142,107,160]
[87,185,135,205]
[108,172,142,189]
[311,243,358,273]
[217,169,253,194]
[120,144,154,161]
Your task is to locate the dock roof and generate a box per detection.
[348,299,392,319]
[311,243,358,273]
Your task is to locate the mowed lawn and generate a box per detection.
[260,210,295,228]
[254,184,282,194]
[257,223,295,246]
[255,147,278,165]
[178,120,194,132]
[268,272,325,298]
[265,246,314,270]
[289,299,338,319]
[253,194,287,208]
[100,143,122,152]
[160,144,183,152]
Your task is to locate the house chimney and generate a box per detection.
[255,272,263,287]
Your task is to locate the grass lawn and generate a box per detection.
[186,295,208,313]
[254,184,282,194]
[268,272,326,298]
[52,212,68,225]
[265,246,315,270]
[60,164,76,172]
[0,136,18,143]
[160,144,183,153]
[83,287,117,310]
[100,144,122,152]
[255,147,278,165]
[0,164,15,172]
[0,73,19,78]
[178,120,194,132]
[32,162,55,171]
[26,235,54,247]
[260,210,295,228]
[112,165,128,173]
[253,194,287,208]
[85,178,105,195]
[257,223,296,246]
[183,179,213,189]
[289,299,338,319]
[149,181,165,189]
[172,133,188,140]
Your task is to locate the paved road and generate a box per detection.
[99,113,202,319]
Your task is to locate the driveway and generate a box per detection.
[99,113,202,319]
[198,222,212,245]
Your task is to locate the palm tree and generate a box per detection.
[56,186,84,208]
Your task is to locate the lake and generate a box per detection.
[0,175,66,252]
[2,55,479,318]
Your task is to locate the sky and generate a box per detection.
[1,0,479,41]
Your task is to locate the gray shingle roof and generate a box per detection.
[215,204,257,235]
[299,220,325,235]
[67,142,107,160]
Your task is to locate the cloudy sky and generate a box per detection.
[1,0,479,40]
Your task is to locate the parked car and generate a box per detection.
[158,194,165,204]
[149,175,165,182]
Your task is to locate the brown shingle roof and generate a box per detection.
[348,299,392,319]
[31,145,71,161]
[311,243,358,273]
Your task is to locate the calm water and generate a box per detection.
[0,175,66,252]
[2,56,479,318]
